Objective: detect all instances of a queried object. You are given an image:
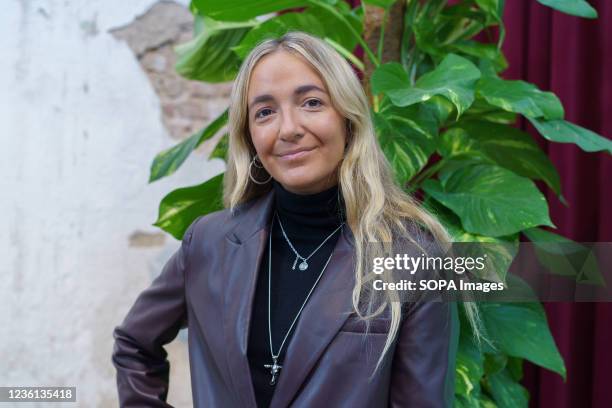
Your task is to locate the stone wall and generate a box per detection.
[110,1,231,147]
[0,1,228,406]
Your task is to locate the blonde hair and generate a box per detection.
[223,31,483,375]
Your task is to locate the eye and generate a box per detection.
[304,98,322,108]
[255,108,273,119]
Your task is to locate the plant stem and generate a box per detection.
[324,38,365,71]
[409,157,448,190]
[309,0,380,67]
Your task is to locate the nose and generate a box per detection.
[278,107,304,142]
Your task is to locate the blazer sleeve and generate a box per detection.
[111,217,201,407]
[388,299,459,408]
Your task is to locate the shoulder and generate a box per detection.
[396,218,447,259]
[193,207,233,232]
[186,208,234,245]
[186,193,267,242]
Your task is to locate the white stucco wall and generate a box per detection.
[0,1,224,406]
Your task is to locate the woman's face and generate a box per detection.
[246,50,347,195]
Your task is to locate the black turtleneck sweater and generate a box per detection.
[247,180,346,408]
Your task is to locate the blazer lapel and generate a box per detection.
[223,190,275,408]
[222,188,356,408]
[269,226,356,408]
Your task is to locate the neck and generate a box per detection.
[272,180,345,238]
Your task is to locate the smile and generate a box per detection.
[278,147,316,161]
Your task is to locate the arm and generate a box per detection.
[111,218,200,407]
[388,299,459,408]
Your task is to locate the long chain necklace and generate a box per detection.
[264,214,341,386]
[275,211,344,271]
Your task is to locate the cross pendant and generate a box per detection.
[264,357,282,386]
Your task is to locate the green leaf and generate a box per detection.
[232,13,323,59]
[455,327,484,398]
[149,110,228,183]
[476,77,564,120]
[153,173,225,240]
[412,2,487,58]
[362,0,397,8]
[411,8,440,57]
[475,0,504,22]
[450,41,508,73]
[421,164,554,237]
[420,4,489,57]
[484,353,507,376]
[371,54,481,117]
[440,121,562,195]
[506,357,524,382]
[523,227,604,285]
[454,395,481,408]
[528,118,612,155]
[462,97,518,124]
[503,273,542,302]
[209,133,228,161]
[479,302,566,378]
[231,5,360,60]
[485,368,530,408]
[423,197,518,282]
[422,95,455,127]
[479,394,499,408]
[175,17,256,82]
[313,1,364,48]
[455,393,496,408]
[373,102,437,183]
[325,37,364,71]
[537,0,598,19]
[191,0,312,21]
[436,154,495,186]
[474,0,506,46]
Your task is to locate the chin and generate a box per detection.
[277,168,314,185]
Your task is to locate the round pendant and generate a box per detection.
[298,261,308,271]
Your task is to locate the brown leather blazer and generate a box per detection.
[112,189,458,407]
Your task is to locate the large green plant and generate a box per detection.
[148,1,610,406]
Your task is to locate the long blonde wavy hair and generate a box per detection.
[223,31,482,375]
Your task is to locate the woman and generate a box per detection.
[112,31,460,408]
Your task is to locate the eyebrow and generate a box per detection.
[248,84,327,110]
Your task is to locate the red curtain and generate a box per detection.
[503,1,612,407]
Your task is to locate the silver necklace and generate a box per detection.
[264,215,340,386]
[275,211,345,271]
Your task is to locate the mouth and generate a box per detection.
[277,146,317,161]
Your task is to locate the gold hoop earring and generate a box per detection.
[249,154,272,184]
